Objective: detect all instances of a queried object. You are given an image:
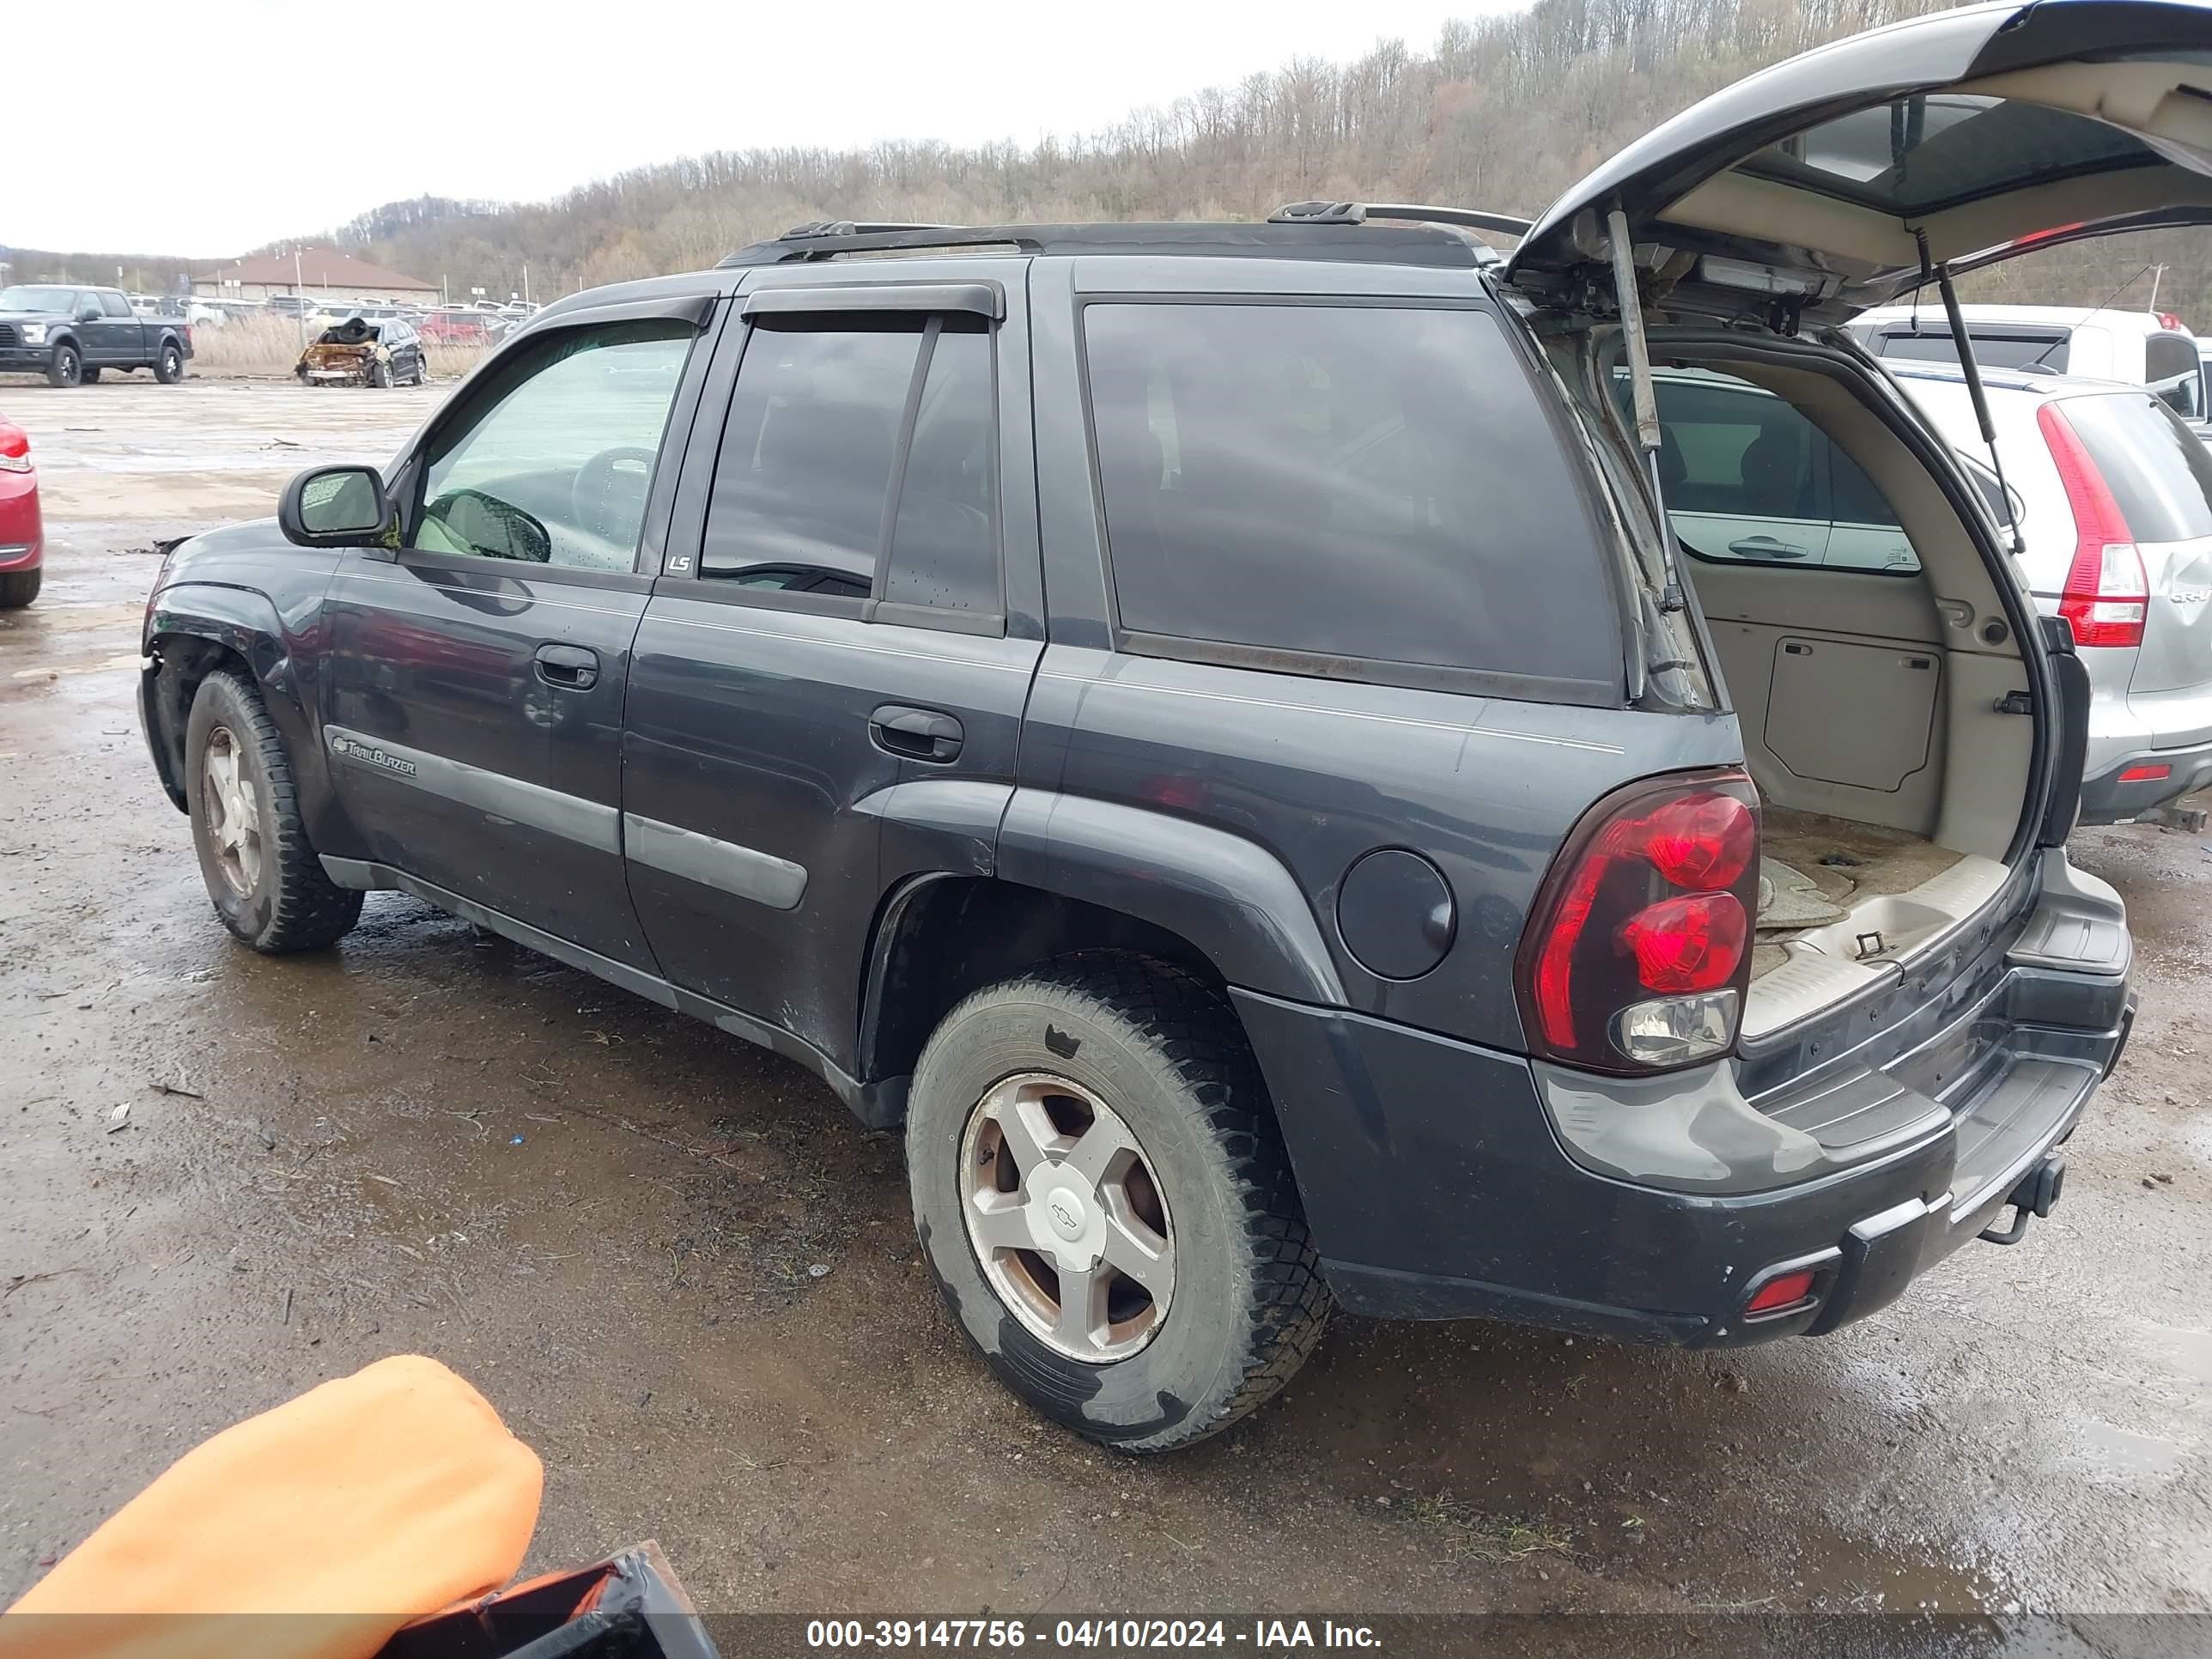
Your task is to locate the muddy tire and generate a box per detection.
[907,953,1330,1453]
[46,344,82,388]
[155,343,184,384]
[0,567,40,609]
[183,671,362,953]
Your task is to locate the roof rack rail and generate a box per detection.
[1269,200,1533,239]
[715,220,1492,270]
[778,220,961,240]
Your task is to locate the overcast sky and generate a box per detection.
[12,0,1525,258]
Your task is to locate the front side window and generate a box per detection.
[700,313,1000,615]
[1642,368,1919,574]
[415,319,694,570]
[1083,301,1617,690]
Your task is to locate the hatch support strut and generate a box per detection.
[1607,208,1686,611]
[1926,240,2025,556]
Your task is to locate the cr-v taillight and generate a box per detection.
[1515,770,1760,1074]
[2038,400,2148,648]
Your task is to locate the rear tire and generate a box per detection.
[46,345,82,388]
[0,568,40,609]
[907,953,1330,1453]
[154,343,184,384]
[183,671,362,952]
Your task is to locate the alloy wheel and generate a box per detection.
[200,726,264,897]
[958,1073,1175,1363]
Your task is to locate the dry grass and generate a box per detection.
[191,313,489,383]
[1401,1495,1573,1564]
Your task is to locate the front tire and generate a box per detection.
[155,343,184,384]
[368,358,392,389]
[0,567,40,609]
[183,671,362,952]
[907,954,1330,1453]
[46,345,82,388]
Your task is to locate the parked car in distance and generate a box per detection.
[0,285,193,387]
[1887,358,2212,823]
[1853,304,2210,424]
[418,307,501,344]
[143,0,2169,1450]
[0,414,43,608]
[295,316,427,388]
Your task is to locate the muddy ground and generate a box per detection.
[2,378,2208,1621]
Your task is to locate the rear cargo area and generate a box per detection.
[1646,349,2038,1038]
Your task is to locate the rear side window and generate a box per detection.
[2062,392,2212,544]
[1875,328,2069,374]
[1082,301,1616,692]
[1636,369,1919,574]
[100,291,133,319]
[702,314,1000,616]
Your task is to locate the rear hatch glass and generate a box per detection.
[2063,390,2212,699]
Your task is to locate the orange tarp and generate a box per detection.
[2,1354,543,1659]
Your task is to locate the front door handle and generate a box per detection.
[869,704,963,763]
[534,643,599,690]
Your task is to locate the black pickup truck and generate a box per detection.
[0,284,193,386]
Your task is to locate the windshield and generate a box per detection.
[0,286,79,313]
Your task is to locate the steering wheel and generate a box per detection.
[571,447,659,547]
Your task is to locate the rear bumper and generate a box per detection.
[2078,738,2212,823]
[1234,853,2132,1346]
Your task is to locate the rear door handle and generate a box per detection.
[1729,536,1812,560]
[534,643,599,690]
[869,704,963,762]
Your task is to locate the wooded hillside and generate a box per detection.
[16,0,2210,323]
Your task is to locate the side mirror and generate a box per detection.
[79,307,102,324]
[278,465,394,549]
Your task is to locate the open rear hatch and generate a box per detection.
[1510,0,2158,1224]
[1506,0,2212,327]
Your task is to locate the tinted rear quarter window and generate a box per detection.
[1083,301,1616,691]
[2062,392,2212,544]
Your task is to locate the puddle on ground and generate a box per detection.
[2070,1419,2192,1479]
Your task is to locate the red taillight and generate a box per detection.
[1517,771,1761,1074]
[2039,401,2148,648]
[1619,892,1747,994]
[1746,1268,1817,1315]
[2118,763,2172,783]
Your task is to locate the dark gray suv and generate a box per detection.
[143,0,2188,1449]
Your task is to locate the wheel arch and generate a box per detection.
[143,586,308,814]
[858,784,1347,1123]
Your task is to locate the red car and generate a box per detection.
[417,308,499,345]
[0,415,40,609]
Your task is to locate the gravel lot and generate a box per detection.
[3,376,2208,1624]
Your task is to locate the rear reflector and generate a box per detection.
[2039,402,2148,648]
[1746,1268,1817,1315]
[2118,763,2172,783]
